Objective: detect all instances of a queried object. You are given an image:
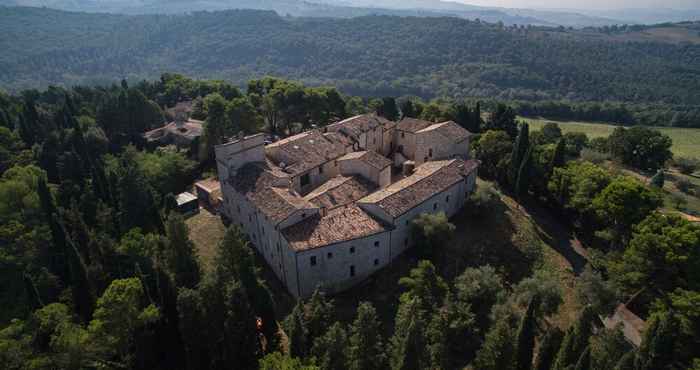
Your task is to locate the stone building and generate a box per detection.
[216,114,478,297]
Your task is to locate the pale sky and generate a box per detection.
[456,0,700,10]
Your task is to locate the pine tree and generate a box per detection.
[285,301,308,359]
[377,97,399,121]
[514,296,539,370]
[473,101,483,133]
[534,327,564,370]
[311,322,348,370]
[426,307,449,370]
[613,351,636,370]
[348,302,386,370]
[306,288,334,346]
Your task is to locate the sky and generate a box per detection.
[456,0,700,10]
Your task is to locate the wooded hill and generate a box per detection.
[1,7,700,122]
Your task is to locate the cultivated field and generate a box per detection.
[523,117,700,158]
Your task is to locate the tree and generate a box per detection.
[389,296,429,370]
[592,176,662,247]
[305,288,334,346]
[164,213,201,289]
[613,351,636,370]
[473,130,513,182]
[649,169,664,188]
[549,138,566,174]
[486,104,518,138]
[88,278,160,366]
[539,122,563,145]
[515,146,533,197]
[473,315,516,370]
[573,346,591,370]
[589,327,631,370]
[376,97,399,121]
[311,322,348,370]
[574,265,618,316]
[200,93,229,160]
[635,312,680,370]
[410,212,455,258]
[607,127,672,171]
[454,265,505,332]
[399,99,420,119]
[398,260,448,311]
[226,96,263,134]
[534,327,564,370]
[509,123,530,188]
[285,301,308,359]
[514,296,539,370]
[259,352,319,370]
[552,307,596,370]
[348,302,387,370]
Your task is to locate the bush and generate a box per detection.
[674,157,699,175]
[675,178,694,194]
[580,148,608,164]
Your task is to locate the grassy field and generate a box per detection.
[522,117,700,158]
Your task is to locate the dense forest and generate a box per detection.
[2,7,700,127]
[0,74,698,369]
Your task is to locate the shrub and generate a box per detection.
[580,148,608,164]
[675,178,694,194]
[674,157,699,175]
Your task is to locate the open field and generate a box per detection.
[522,117,700,158]
[185,208,226,273]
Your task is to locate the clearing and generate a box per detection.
[522,117,700,158]
[186,208,226,273]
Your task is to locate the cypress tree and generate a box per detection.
[306,288,334,346]
[311,322,348,370]
[553,307,595,370]
[473,101,482,133]
[390,296,428,370]
[650,170,664,188]
[284,300,308,358]
[509,123,530,187]
[473,315,516,370]
[348,302,386,370]
[164,213,201,289]
[573,346,590,370]
[515,146,533,198]
[613,350,636,370]
[550,138,566,175]
[534,327,564,370]
[634,312,679,370]
[515,295,539,370]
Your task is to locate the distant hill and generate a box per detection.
[1,6,700,111]
[0,0,630,27]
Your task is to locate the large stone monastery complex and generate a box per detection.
[215,114,479,297]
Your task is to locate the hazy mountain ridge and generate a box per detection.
[0,0,634,27]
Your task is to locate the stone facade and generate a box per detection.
[216,114,478,298]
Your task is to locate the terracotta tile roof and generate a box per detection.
[282,205,388,251]
[230,163,316,225]
[327,114,391,140]
[397,117,435,133]
[338,150,392,170]
[266,130,347,176]
[304,176,377,210]
[359,159,479,218]
[417,120,472,143]
[603,304,646,347]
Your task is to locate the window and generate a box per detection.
[237,205,241,213]
[301,213,307,218]
[262,227,265,236]
[374,241,380,247]
[319,165,324,174]
[433,203,438,210]
[406,220,409,226]
[404,238,408,247]
[374,259,379,266]
[334,160,338,167]
[446,195,450,203]
[350,265,355,277]
[300,173,310,187]
[327,252,333,259]
[401,132,405,138]
[424,156,428,162]
[429,148,433,157]
[350,246,355,254]
[373,137,377,144]
[310,256,317,266]
[398,145,404,153]
[249,214,252,222]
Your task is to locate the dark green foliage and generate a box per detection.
[305,288,335,348]
[573,346,590,370]
[510,123,530,188]
[613,351,636,370]
[377,97,399,121]
[514,296,539,370]
[487,104,519,139]
[553,307,596,370]
[649,170,664,188]
[348,302,387,370]
[311,322,348,370]
[398,260,448,312]
[389,296,429,370]
[454,265,505,334]
[534,327,564,370]
[515,146,533,197]
[550,139,567,173]
[473,315,516,370]
[607,127,673,171]
[164,213,201,289]
[285,301,308,359]
[410,212,455,258]
[400,99,420,119]
[473,130,514,182]
[635,312,680,370]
